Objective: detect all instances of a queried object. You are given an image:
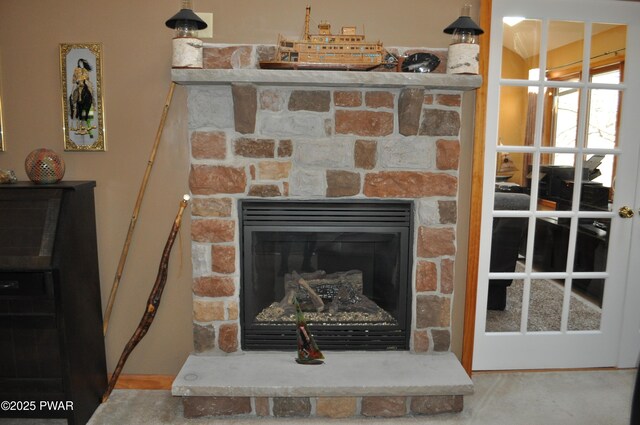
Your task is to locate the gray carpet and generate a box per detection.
[485,268,602,333]
[1,370,634,425]
[84,369,635,425]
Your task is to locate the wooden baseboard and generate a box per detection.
[112,374,175,390]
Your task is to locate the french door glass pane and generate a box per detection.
[573,217,610,273]
[489,213,528,274]
[532,217,571,273]
[568,284,603,330]
[546,85,580,150]
[571,278,605,311]
[498,86,528,147]
[494,150,530,190]
[586,88,620,150]
[486,279,525,332]
[537,154,578,211]
[547,21,584,78]
[527,278,565,332]
[502,18,541,80]
[579,154,615,211]
[590,23,626,82]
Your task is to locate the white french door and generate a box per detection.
[474,0,640,370]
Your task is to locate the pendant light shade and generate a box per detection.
[165,8,208,31]
[443,15,484,35]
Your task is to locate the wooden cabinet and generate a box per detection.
[0,181,107,424]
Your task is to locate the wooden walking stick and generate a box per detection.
[103,82,176,336]
[102,194,190,402]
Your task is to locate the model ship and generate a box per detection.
[260,7,394,71]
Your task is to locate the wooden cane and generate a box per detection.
[102,82,177,336]
[102,194,190,402]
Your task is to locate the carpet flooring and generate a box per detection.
[485,266,602,333]
[84,369,632,425]
[0,370,634,425]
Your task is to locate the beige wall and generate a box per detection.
[0,0,479,375]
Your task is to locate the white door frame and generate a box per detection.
[618,139,640,368]
[472,0,640,370]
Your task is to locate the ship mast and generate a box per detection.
[304,6,311,40]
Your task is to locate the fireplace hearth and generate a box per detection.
[240,200,412,350]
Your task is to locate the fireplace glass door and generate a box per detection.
[240,200,412,350]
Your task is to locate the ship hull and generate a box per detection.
[259,61,379,71]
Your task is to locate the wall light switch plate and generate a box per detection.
[195,12,213,38]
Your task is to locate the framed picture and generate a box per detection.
[60,43,105,151]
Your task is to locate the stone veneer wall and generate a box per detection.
[188,84,462,354]
[183,394,463,419]
[188,46,462,356]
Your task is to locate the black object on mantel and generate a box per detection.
[0,181,107,425]
[401,53,441,73]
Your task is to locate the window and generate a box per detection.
[546,63,623,188]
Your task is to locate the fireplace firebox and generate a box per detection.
[240,200,413,350]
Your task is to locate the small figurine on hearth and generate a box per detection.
[294,297,325,365]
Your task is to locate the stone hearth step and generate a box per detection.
[172,351,473,419]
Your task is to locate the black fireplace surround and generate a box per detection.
[240,200,413,350]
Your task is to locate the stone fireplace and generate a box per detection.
[172,44,480,419]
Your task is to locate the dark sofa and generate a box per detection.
[487,192,530,310]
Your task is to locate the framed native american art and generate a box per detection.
[60,43,106,151]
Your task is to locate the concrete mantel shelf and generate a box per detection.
[172,68,482,90]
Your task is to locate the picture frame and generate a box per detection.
[60,43,105,151]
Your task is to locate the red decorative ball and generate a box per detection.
[24,148,66,184]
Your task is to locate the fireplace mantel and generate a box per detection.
[172,68,482,90]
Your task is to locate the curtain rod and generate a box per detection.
[547,47,626,71]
